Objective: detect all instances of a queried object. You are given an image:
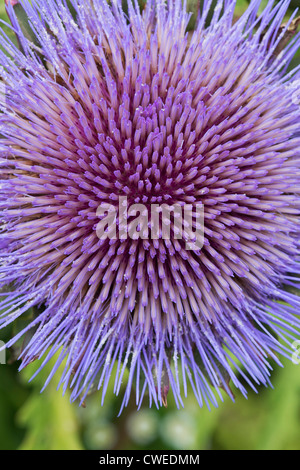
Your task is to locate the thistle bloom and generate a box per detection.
[1,0,300,411]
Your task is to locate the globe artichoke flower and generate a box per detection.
[0,0,300,412]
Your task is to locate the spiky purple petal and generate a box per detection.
[0,0,300,410]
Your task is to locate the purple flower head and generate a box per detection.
[1,0,300,412]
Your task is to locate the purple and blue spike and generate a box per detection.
[0,0,300,411]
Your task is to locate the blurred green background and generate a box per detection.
[1,0,300,451]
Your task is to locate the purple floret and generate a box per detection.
[0,0,300,411]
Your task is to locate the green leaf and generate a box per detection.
[17,357,83,450]
[256,358,300,450]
